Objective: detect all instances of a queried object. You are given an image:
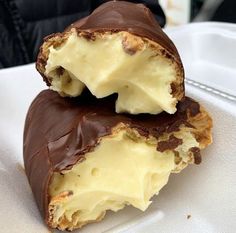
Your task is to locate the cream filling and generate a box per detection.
[45,30,177,114]
[49,130,198,228]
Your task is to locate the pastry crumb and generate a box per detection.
[16,162,25,174]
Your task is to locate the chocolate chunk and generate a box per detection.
[157,135,183,152]
[190,147,202,164]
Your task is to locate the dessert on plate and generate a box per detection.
[23,1,213,231]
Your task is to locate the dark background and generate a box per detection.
[0,0,235,69]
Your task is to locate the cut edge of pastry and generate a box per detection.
[36,29,184,114]
[46,106,212,231]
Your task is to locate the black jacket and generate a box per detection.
[0,0,166,68]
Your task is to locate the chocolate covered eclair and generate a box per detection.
[36,1,184,114]
[23,90,212,231]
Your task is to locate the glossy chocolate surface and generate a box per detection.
[67,1,179,57]
[23,90,199,222]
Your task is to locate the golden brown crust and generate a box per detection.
[36,32,68,86]
[49,205,105,231]
[188,105,213,149]
[47,191,106,231]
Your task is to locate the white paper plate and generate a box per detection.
[0,23,236,233]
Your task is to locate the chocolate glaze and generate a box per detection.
[68,1,180,58]
[157,135,183,152]
[23,90,200,223]
[190,147,202,164]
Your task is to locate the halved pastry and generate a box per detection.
[23,90,212,231]
[36,1,184,114]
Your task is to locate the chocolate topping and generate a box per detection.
[68,1,179,58]
[23,90,200,223]
[157,135,183,152]
[190,147,202,164]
